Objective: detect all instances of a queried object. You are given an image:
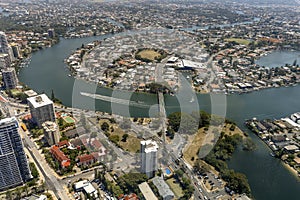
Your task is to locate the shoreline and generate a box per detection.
[245,116,300,180]
[282,162,300,180]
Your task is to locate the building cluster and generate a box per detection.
[26,93,107,170]
[0,31,19,90]
[66,29,209,92]
[246,112,300,175]
[209,44,300,93]
[73,179,99,199]
[0,0,124,38]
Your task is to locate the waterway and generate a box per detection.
[256,50,300,68]
[18,35,300,199]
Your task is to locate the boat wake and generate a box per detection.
[80,92,153,108]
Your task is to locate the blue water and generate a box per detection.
[166,168,171,175]
[256,50,300,68]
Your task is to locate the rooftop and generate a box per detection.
[0,117,17,127]
[42,121,58,132]
[141,140,158,153]
[138,182,158,200]
[27,94,53,108]
[152,176,174,199]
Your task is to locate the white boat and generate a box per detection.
[190,96,195,103]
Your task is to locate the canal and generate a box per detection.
[18,36,300,200]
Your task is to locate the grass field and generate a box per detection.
[99,120,141,153]
[183,123,246,166]
[183,127,215,166]
[63,116,75,124]
[225,38,251,45]
[137,49,161,61]
[166,178,184,198]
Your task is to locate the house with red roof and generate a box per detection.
[50,145,71,168]
[76,154,95,166]
[57,140,70,148]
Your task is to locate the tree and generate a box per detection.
[5,190,13,200]
[242,138,256,151]
[109,135,120,144]
[121,133,129,142]
[29,162,39,179]
[15,188,21,199]
[117,173,148,194]
[51,89,55,101]
[101,122,110,132]
[168,112,197,134]
[292,59,297,66]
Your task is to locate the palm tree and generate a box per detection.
[5,190,12,200]
[15,188,21,199]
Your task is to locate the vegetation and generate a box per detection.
[173,170,194,200]
[30,128,44,139]
[117,173,148,195]
[50,90,62,104]
[225,38,251,46]
[100,120,141,153]
[200,134,251,196]
[29,163,39,179]
[101,122,110,132]
[146,82,169,94]
[166,178,184,198]
[242,138,257,151]
[135,48,167,62]
[168,110,224,135]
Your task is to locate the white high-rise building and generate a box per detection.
[42,121,60,146]
[0,53,11,69]
[140,140,158,178]
[0,31,9,54]
[2,68,18,89]
[0,117,32,191]
[27,94,56,128]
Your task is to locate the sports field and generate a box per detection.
[137,49,161,61]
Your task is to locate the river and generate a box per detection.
[256,50,300,68]
[18,36,300,199]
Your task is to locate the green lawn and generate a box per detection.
[63,116,75,124]
[166,178,184,198]
[225,38,251,45]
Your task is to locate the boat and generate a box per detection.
[270,152,276,157]
[190,96,195,103]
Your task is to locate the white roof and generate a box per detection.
[83,183,96,194]
[168,57,178,62]
[74,180,89,190]
[0,117,17,126]
[138,182,158,200]
[42,121,58,132]
[27,94,53,108]
[282,118,300,128]
[182,59,205,69]
[141,140,158,153]
[24,90,38,97]
[284,145,299,151]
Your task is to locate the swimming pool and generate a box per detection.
[165,168,171,175]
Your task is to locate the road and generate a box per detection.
[21,129,70,200]
[87,117,136,172]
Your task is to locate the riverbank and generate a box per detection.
[245,112,300,178]
[283,162,300,180]
[63,32,300,96]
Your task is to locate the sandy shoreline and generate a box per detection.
[282,162,300,180]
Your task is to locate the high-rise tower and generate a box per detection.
[0,117,32,191]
